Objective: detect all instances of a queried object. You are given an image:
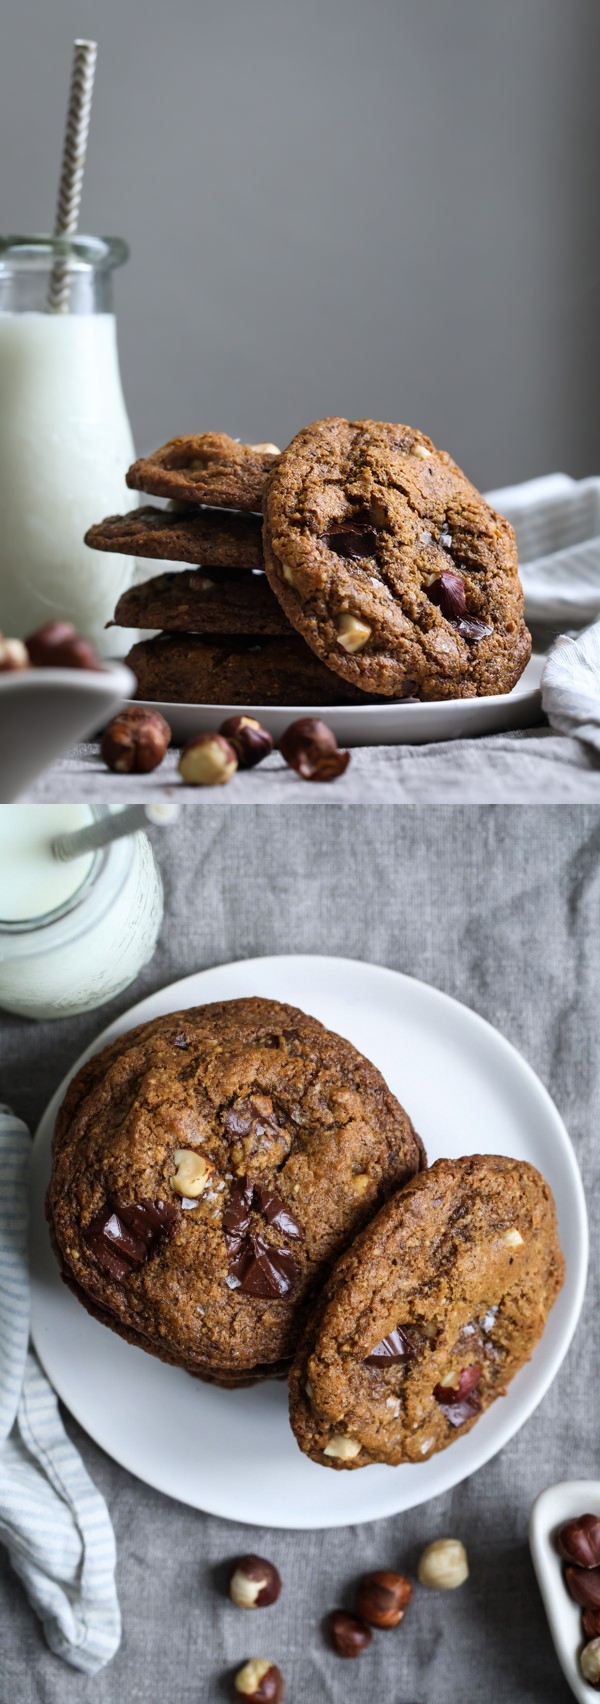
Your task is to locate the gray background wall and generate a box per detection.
[2,0,600,489]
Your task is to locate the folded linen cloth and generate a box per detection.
[488,471,600,626]
[541,622,600,755]
[486,471,600,756]
[0,1105,121,1673]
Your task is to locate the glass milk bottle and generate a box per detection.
[0,805,163,1020]
[0,236,135,656]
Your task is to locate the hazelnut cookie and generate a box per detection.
[126,434,279,512]
[47,998,423,1376]
[113,569,289,637]
[126,632,372,705]
[263,418,530,699]
[86,504,264,569]
[289,1155,564,1467]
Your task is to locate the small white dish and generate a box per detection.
[0,662,135,801]
[530,1481,600,1702]
[132,653,543,748]
[30,955,587,1530]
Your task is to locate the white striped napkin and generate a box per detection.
[0,1105,121,1673]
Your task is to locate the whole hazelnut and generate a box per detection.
[327,1609,372,1658]
[0,635,29,671]
[228,1555,282,1609]
[565,1565,600,1610]
[417,1538,469,1590]
[335,612,372,653]
[171,1150,215,1198]
[178,732,238,786]
[26,619,100,670]
[234,1658,284,1701]
[581,1638,600,1689]
[584,1608,600,1640]
[557,1514,600,1569]
[101,706,171,774]
[219,715,274,769]
[356,1569,412,1629]
[279,717,350,782]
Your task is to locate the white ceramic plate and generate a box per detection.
[30,954,587,1530]
[530,1481,600,1701]
[0,663,135,802]
[129,653,543,747]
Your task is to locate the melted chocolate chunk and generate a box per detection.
[224,1176,304,1291]
[224,1097,281,1140]
[433,1364,482,1426]
[117,1198,178,1247]
[364,1326,419,1366]
[224,1106,253,1138]
[253,1183,305,1240]
[427,571,467,622]
[427,573,493,642]
[456,617,493,642]
[324,521,378,560]
[223,1176,254,1237]
[437,1393,482,1427]
[83,1197,177,1280]
[234,1235,299,1298]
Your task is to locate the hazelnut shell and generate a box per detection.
[279,717,350,782]
[327,1609,372,1657]
[219,715,274,769]
[355,1569,412,1628]
[557,1514,600,1569]
[228,1554,282,1609]
[101,707,171,774]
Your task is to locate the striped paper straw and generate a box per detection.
[47,40,98,313]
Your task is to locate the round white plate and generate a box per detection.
[530,1480,600,1702]
[30,954,587,1530]
[129,654,543,747]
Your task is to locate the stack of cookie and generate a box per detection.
[86,432,369,706]
[85,418,531,705]
[47,996,564,1468]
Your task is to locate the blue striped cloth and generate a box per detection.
[0,1105,121,1673]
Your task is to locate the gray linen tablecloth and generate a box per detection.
[2,804,597,1703]
[22,727,600,802]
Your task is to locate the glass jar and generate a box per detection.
[0,235,135,655]
[0,806,163,1019]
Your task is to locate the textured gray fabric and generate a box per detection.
[22,729,600,803]
[1,804,597,1704]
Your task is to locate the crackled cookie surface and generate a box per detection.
[86,505,264,569]
[126,434,280,512]
[47,998,423,1375]
[289,1155,564,1467]
[263,418,531,699]
[126,632,373,705]
[113,569,289,637]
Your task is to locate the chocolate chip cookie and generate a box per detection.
[113,569,289,636]
[263,418,531,699]
[85,505,264,569]
[126,434,280,512]
[47,998,423,1377]
[126,633,373,705]
[289,1155,564,1468]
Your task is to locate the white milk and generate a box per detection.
[0,803,95,920]
[0,805,163,1019]
[0,313,135,653]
